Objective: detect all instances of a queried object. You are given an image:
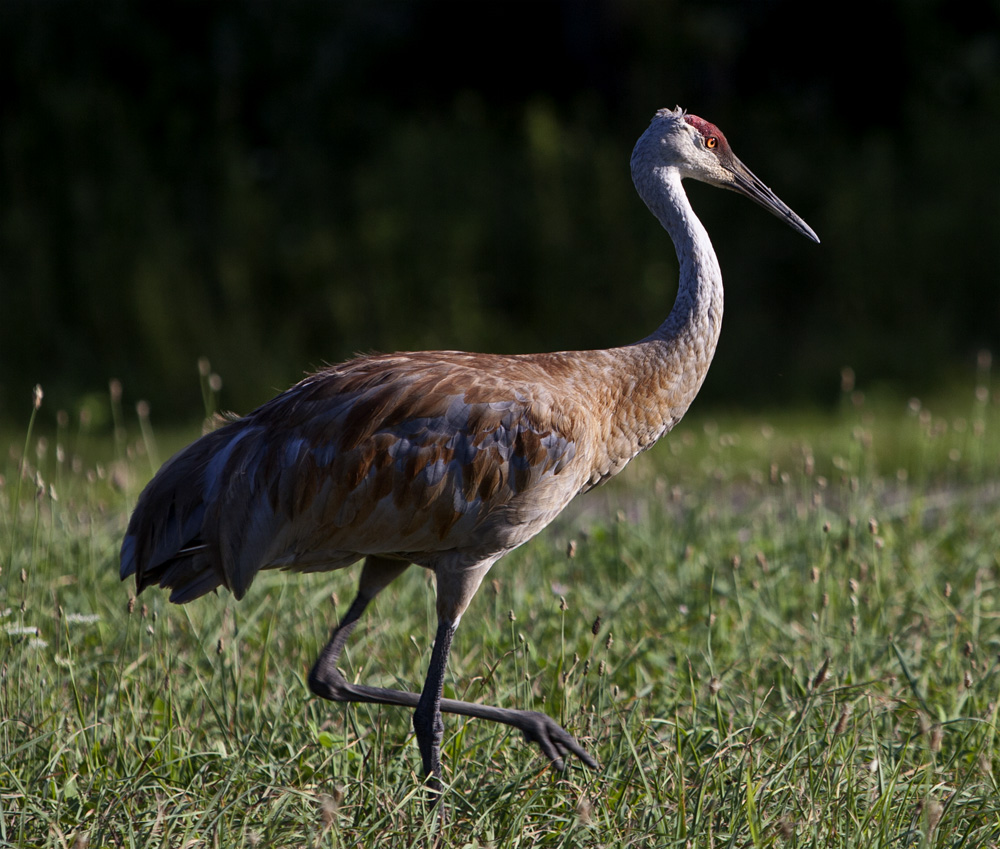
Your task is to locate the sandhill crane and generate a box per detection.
[121,106,819,793]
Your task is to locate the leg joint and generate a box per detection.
[308,657,354,702]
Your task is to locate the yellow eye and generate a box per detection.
[706,137,718,149]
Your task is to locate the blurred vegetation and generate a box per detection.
[1,1,999,423]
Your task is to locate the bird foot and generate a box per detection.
[308,661,353,702]
[514,710,598,771]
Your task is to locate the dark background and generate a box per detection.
[2,1,998,424]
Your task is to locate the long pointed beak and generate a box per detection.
[724,157,820,244]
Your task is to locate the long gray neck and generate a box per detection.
[590,164,725,470]
[561,163,729,489]
[639,166,723,346]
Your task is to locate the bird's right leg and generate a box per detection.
[308,555,410,702]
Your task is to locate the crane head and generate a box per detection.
[634,106,820,243]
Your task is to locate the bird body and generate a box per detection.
[121,107,818,791]
[123,341,713,610]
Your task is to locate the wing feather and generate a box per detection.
[121,351,589,601]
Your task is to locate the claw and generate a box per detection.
[516,710,598,770]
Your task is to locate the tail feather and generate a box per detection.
[145,503,208,573]
[151,546,222,603]
[119,534,138,581]
[169,566,225,604]
[121,422,249,603]
[155,546,209,590]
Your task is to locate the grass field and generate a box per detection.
[2,371,999,847]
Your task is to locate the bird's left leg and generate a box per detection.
[308,555,410,702]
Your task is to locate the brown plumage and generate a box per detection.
[121,107,818,795]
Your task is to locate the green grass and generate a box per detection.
[2,375,999,847]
